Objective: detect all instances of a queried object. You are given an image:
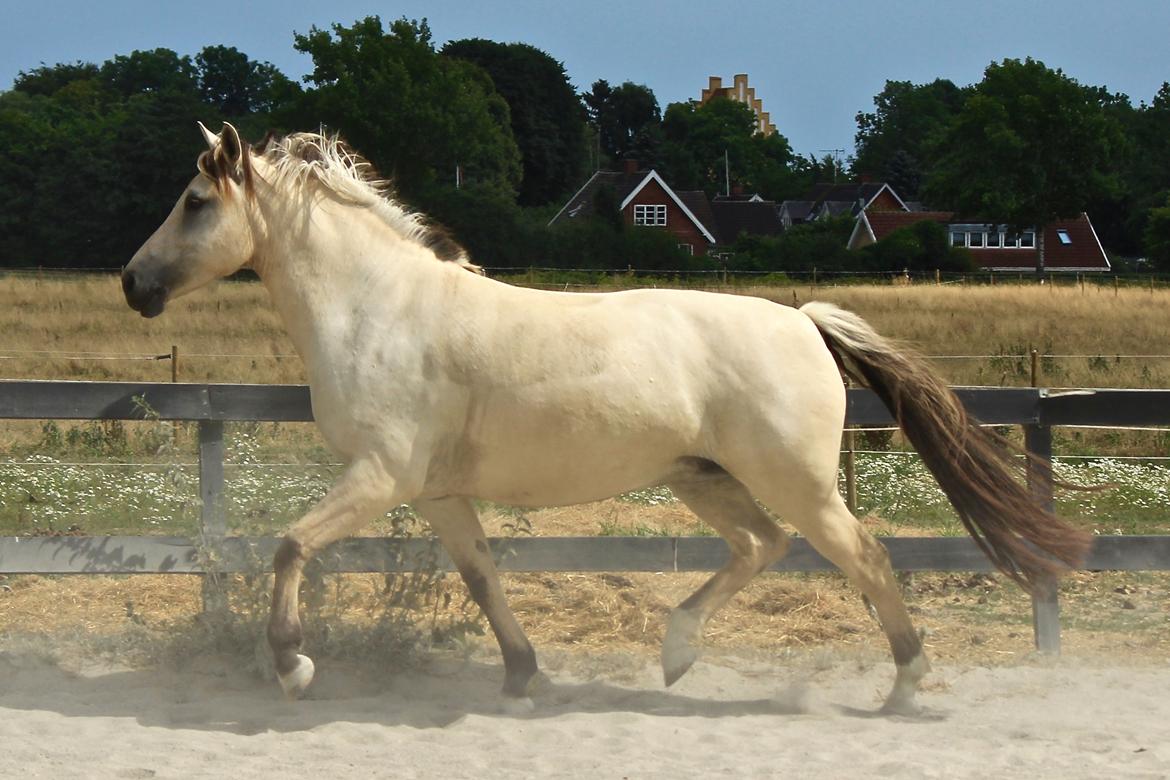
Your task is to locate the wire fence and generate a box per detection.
[6,264,1170,285]
[5,347,1170,366]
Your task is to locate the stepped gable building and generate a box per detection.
[700,74,777,137]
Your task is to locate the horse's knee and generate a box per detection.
[274,535,306,571]
[729,524,790,574]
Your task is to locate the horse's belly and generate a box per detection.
[464,447,679,506]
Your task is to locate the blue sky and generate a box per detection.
[4,0,1169,158]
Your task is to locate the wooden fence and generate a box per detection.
[2,380,1169,653]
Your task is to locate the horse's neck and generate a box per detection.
[254,198,434,372]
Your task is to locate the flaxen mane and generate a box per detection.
[207,130,480,272]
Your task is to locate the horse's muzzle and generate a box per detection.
[122,268,168,318]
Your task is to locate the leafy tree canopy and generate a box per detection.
[292,17,521,199]
[0,47,292,267]
[658,97,797,200]
[442,38,586,206]
[583,80,661,165]
[925,58,1124,271]
[852,78,967,198]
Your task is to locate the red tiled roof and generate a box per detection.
[861,211,1109,271]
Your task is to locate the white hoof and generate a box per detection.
[500,696,536,715]
[882,653,930,715]
[278,654,315,699]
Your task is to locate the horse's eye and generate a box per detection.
[185,193,206,212]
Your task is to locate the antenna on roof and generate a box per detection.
[724,149,730,198]
[819,149,845,183]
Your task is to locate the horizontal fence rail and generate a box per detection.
[4,535,1170,577]
[2,380,1170,654]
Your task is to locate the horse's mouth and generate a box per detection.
[126,287,168,318]
[123,270,168,318]
[139,294,167,318]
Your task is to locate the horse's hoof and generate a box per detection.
[661,609,700,687]
[278,654,315,700]
[880,694,922,717]
[500,696,536,715]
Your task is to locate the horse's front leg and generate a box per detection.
[413,497,539,709]
[268,457,407,698]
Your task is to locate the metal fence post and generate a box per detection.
[1025,420,1061,653]
[198,419,226,611]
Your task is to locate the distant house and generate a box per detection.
[548,161,782,256]
[781,182,908,226]
[848,210,1111,272]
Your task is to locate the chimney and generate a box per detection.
[622,158,639,175]
[731,183,744,196]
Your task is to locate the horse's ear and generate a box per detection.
[197,121,219,150]
[218,122,245,168]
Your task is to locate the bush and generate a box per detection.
[861,220,977,273]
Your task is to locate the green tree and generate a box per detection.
[582,80,661,164]
[100,48,199,97]
[658,97,797,200]
[925,58,1124,275]
[12,62,101,97]
[860,220,977,273]
[1144,195,1170,271]
[442,39,587,206]
[0,48,297,268]
[292,17,521,199]
[195,45,300,119]
[729,217,855,273]
[852,79,967,198]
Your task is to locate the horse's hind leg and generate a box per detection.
[268,458,407,698]
[756,484,929,714]
[661,473,791,686]
[413,497,539,707]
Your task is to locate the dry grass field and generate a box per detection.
[2,271,1169,670]
[3,270,1169,386]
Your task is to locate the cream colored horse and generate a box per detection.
[122,123,1089,714]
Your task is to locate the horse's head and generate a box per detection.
[122,122,258,317]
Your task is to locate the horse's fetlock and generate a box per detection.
[267,614,303,654]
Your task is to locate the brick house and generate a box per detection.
[549,161,782,256]
[848,209,1111,272]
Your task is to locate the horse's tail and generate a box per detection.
[800,301,1091,593]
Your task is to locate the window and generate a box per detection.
[633,204,667,226]
[968,231,984,248]
[986,231,1001,248]
[1004,233,1019,248]
[950,231,966,247]
[677,243,693,255]
[1056,229,1072,245]
[1020,231,1035,248]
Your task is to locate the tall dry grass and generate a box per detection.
[0,272,300,384]
[4,272,1168,387]
[3,272,1169,455]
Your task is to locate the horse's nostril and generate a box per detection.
[122,271,136,295]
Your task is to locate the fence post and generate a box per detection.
[1025,419,1060,654]
[843,379,858,514]
[198,419,227,611]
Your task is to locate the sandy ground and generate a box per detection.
[1,642,1168,780]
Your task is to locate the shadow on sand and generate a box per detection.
[0,648,945,734]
